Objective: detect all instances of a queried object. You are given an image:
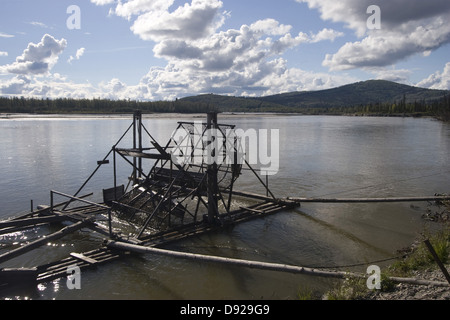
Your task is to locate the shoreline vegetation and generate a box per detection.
[318,199,450,300]
[1,80,449,121]
[0,90,449,122]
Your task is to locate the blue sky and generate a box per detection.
[1,0,449,101]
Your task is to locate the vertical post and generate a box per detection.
[133,110,143,185]
[137,110,143,181]
[207,112,219,224]
[169,160,173,227]
[50,191,54,212]
[108,208,113,238]
[132,111,137,184]
[113,147,117,201]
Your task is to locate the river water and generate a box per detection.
[0,114,449,300]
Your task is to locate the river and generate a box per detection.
[0,114,449,300]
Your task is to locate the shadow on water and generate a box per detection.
[292,208,393,259]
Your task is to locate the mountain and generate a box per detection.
[180,80,449,112]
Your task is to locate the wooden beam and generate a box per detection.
[239,207,265,215]
[231,190,278,202]
[116,148,171,160]
[0,220,90,265]
[0,215,69,230]
[288,196,450,203]
[70,253,98,265]
[107,241,450,288]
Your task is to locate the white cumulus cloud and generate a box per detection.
[68,47,86,64]
[0,34,67,75]
[299,0,450,71]
[417,62,450,90]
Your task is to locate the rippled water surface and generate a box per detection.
[0,114,449,300]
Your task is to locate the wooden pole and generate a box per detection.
[51,190,109,210]
[424,240,450,285]
[288,196,450,203]
[106,241,450,287]
[244,159,277,201]
[207,112,219,224]
[62,122,134,211]
[0,220,90,265]
[0,216,69,230]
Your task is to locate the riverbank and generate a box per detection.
[0,112,302,120]
[1,111,446,123]
[323,211,450,300]
[363,263,450,300]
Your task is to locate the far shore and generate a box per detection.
[0,112,306,120]
[0,111,440,121]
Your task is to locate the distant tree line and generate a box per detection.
[223,94,450,121]
[0,94,449,121]
[0,97,216,114]
[312,94,450,121]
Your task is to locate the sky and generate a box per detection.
[0,0,450,101]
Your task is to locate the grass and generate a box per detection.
[323,221,450,300]
[298,200,450,300]
[389,227,449,277]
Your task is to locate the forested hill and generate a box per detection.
[180,80,449,111]
[258,80,449,108]
[1,80,449,120]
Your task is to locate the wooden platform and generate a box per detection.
[36,248,124,284]
[2,198,298,287]
[139,200,300,247]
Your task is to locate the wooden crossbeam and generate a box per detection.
[70,253,98,265]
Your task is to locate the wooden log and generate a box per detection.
[0,220,90,265]
[232,190,279,202]
[0,215,69,230]
[288,195,450,204]
[70,253,98,265]
[424,240,450,285]
[107,241,360,279]
[239,207,265,215]
[107,241,450,287]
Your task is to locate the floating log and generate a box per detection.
[107,241,450,288]
[0,220,91,265]
[288,195,450,203]
[0,215,69,230]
